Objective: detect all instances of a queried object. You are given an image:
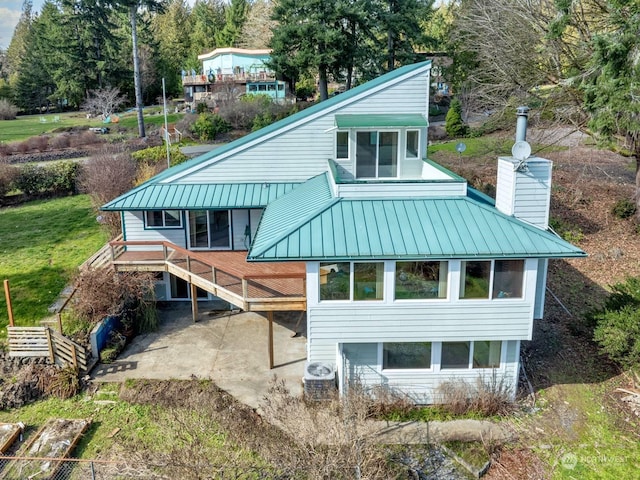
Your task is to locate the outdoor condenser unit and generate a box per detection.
[303,362,336,400]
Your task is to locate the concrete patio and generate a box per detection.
[91,302,307,409]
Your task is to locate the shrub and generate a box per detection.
[13,161,79,196]
[49,134,71,150]
[612,198,637,219]
[48,161,79,194]
[79,145,137,236]
[445,98,468,137]
[175,113,197,140]
[26,135,50,152]
[0,99,18,120]
[191,113,231,141]
[39,365,80,399]
[436,374,514,417]
[196,102,208,114]
[0,161,18,196]
[131,145,188,167]
[70,130,100,148]
[14,164,48,195]
[593,277,640,369]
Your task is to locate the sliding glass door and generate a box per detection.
[188,210,231,249]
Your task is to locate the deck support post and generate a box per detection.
[190,283,198,322]
[3,280,14,327]
[212,266,216,284]
[268,311,274,369]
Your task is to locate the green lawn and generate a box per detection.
[0,195,108,331]
[0,111,184,143]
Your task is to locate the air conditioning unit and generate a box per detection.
[304,362,336,401]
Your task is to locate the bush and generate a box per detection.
[436,374,514,417]
[26,135,50,152]
[612,198,637,219]
[445,98,468,137]
[49,134,71,150]
[593,277,640,369]
[14,161,79,196]
[131,145,188,167]
[191,113,231,141]
[0,161,18,196]
[0,99,18,120]
[79,145,137,236]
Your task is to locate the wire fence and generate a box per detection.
[0,456,293,480]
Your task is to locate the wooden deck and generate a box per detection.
[108,242,307,312]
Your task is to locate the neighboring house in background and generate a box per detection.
[103,61,585,403]
[182,48,288,107]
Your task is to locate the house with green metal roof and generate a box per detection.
[103,61,585,402]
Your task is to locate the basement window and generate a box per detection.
[383,342,432,369]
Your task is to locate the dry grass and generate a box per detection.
[436,374,515,417]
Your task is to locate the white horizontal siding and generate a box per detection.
[308,302,533,342]
[123,211,187,250]
[337,181,466,198]
[495,157,551,228]
[336,340,520,403]
[172,72,430,184]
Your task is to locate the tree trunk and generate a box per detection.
[318,65,329,101]
[387,0,396,71]
[130,5,145,138]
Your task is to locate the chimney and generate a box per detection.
[495,107,552,230]
[515,106,529,142]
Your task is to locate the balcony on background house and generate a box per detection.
[182,71,277,87]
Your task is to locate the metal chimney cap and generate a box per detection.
[516,106,530,115]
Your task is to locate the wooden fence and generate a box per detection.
[81,233,123,271]
[7,326,92,372]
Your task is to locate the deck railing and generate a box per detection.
[109,240,306,311]
[182,72,276,85]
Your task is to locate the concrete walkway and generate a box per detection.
[91,303,306,408]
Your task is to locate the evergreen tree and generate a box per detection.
[152,0,191,95]
[215,0,248,47]
[188,0,225,68]
[581,0,640,207]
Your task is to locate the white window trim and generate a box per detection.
[318,261,385,302]
[439,341,505,371]
[459,259,525,301]
[144,210,183,229]
[405,129,420,160]
[393,260,450,302]
[354,129,401,179]
[335,130,350,160]
[186,210,233,250]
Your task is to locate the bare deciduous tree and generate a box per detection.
[82,87,127,120]
[79,145,137,237]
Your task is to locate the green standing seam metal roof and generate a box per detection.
[101,183,298,211]
[335,114,428,128]
[248,176,586,261]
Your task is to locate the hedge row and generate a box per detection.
[0,161,79,197]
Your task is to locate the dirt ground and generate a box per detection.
[433,130,640,479]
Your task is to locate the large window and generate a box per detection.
[460,261,491,299]
[460,260,525,300]
[355,131,398,178]
[492,260,524,299]
[319,262,350,300]
[395,261,448,299]
[336,131,349,159]
[319,262,384,301]
[383,342,432,369]
[442,341,502,369]
[354,263,384,301]
[145,210,181,228]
